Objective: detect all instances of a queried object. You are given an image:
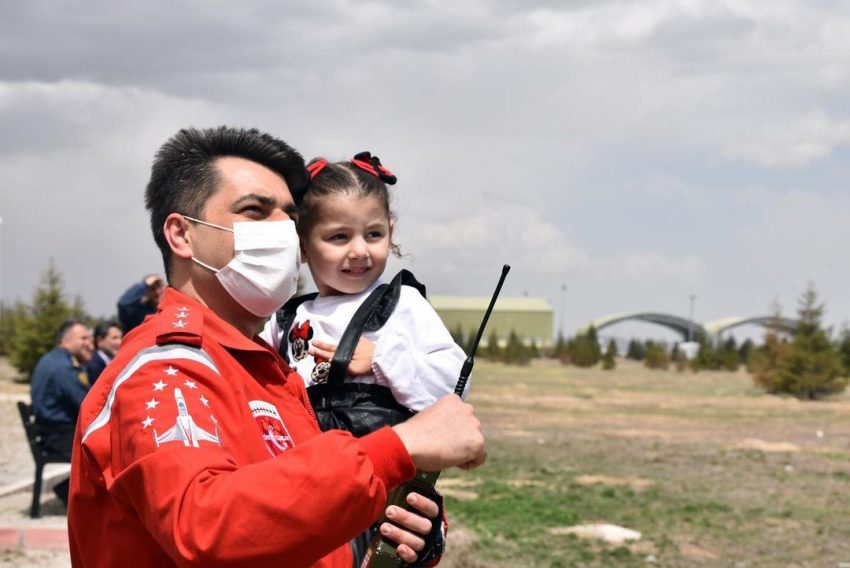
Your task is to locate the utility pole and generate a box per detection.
[560,283,567,337]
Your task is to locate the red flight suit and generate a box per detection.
[68,288,415,567]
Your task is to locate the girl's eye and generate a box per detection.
[329,233,348,241]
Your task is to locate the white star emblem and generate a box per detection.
[173,320,187,329]
[177,306,191,312]
[199,395,209,407]
[176,311,189,318]
[210,414,218,424]
[142,416,154,429]
[153,380,167,391]
[164,366,178,376]
[145,397,160,410]
[184,380,198,390]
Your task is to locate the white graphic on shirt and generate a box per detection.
[145,398,159,410]
[249,400,294,456]
[153,380,167,391]
[173,320,188,329]
[142,416,154,429]
[164,366,179,376]
[154,387,221,448]
[183,379,198,390]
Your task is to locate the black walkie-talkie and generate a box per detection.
[362,265,511,568]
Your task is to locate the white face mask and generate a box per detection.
[184,216,301,318]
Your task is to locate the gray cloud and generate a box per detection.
[1,0,849,338]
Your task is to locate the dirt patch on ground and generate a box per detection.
[676,540,719,561]
[733,438,800,453]
[574,474,654,491]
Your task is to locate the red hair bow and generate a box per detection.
[351,151,397,185]
[307,159,328,180]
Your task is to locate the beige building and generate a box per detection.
[430,296,554,348]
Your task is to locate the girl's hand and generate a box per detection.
[309,338,375,375]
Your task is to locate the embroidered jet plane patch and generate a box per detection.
[153,386,221,448]
[141,364,222,448]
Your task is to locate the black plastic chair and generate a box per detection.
[16,402,73,518]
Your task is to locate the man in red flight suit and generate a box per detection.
[68,127,486,567]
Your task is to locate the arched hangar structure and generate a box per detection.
[704,316,797,339]
[578,312,705,342]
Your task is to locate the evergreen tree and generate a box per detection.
[559,336,573,365]
[738,338,755,365]
[749,333,784,391]
[503,330,531,366]
[718,337,740,371]
[571,326,601,368]
[0,301,28,357]
[626,339,645,360]
[644,340,669,370]
[752,285,846,398]
[601,338,617,370]
[553,330,566,359]
[837,327,850,377]
[11,261,88,379]
[692,338,720,372]
[484,328,502,361]
[450,324,466,352]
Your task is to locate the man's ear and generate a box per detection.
[164,213,194,260]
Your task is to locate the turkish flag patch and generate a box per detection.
[249,400,295,457]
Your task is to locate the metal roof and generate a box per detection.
[429,296,553,312]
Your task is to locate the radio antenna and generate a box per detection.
[454,264,511,396]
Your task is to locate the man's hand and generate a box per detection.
[309,338,375,375]
[143,274,164,305]
[379,491,440,563]
[393,395,486,472]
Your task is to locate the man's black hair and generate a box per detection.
[93,320,121,343]
[55,320,86,345]
[144,126,308,279]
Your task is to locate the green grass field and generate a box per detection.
[438,359,850,567]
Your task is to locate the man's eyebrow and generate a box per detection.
[232,194,274,207]
[232,193,296,216]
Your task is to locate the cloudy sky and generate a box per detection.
[1,0,849,340]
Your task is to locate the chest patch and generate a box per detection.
[249,400,295,457]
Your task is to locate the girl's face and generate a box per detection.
[302,193,393,296]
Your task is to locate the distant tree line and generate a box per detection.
[6,266,849,401]
[0,262,95,380]
[543,284,850,399]
[450,325,539,366]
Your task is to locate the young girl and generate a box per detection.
[260,152,467,426]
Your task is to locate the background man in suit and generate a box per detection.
[85,320,122,384]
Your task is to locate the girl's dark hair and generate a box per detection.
[144,126,308,279]
[300,155,401,256]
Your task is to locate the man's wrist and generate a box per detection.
[360,427,416,489]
